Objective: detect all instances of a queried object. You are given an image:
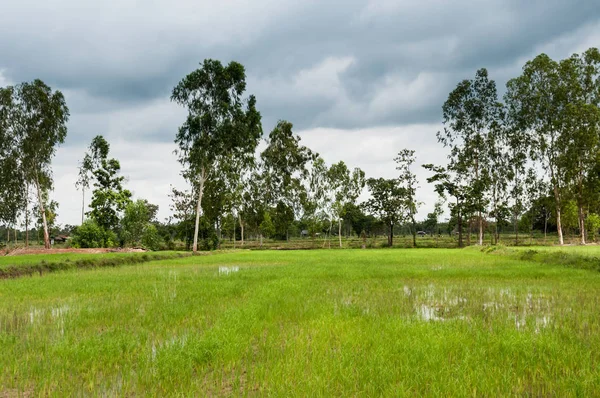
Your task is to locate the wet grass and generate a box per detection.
[1,248,600,396]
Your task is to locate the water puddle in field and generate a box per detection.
[404,285,556,330]
[219,266,240,275]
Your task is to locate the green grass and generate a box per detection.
[0,251,190,279]
[1,248,600,396]
[0,251,179,269]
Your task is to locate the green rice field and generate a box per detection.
[1,247,599,396]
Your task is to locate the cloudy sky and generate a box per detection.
[1,0,599,225]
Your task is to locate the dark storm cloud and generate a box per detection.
[1,0,598,224]
[2,1,598,131]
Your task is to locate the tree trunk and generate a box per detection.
[466,219,471,246]
[81,187,85,225]
[25,190,29,247]
[260,233,263,247]
[192,171,206,253]
[412,218,417,248]
[389,223,393,247]
[478,211,483,246]
[338,219,342,248]
[514,210,519,246]
[238,214,245,247]
[556,206,564,246]
[578,205,586,245]
[233,212,236,249]
[457,206,463,248]
[544,214,548,242]
[35,179,51,250]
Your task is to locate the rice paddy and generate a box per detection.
[1,247,599,396]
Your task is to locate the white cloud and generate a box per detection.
[298,124,449,219]
[53,141,185,226]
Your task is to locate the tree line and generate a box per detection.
[0,48,599,251]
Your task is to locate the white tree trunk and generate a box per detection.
[579,206,586,245]
[35,179,51,250]
[81,187,85,225]
[192,171,206,253]
[478,212,483,246]
[238,214,244,246]
[556,207,564,246]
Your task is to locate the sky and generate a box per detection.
[1,0,599,226]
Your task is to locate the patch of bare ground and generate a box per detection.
[4,247,146,256]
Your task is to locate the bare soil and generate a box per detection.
[4,247,146,256]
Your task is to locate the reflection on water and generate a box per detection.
[219,266,240,275]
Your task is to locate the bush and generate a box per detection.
[71,220,117,248]
[142,224,163,251]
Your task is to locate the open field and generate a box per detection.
[1,248,600,396]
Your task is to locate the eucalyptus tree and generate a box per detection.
[0,86,24,238]
[439,68,502,245]
[485,123,513,244]
[261,120,314,232]
[557,48,600,244]
[327,161,365,248]
[169,185,196,250]
[172,60,262,253]
[423,164,468,247]
[76,135,109,225]
[8,80,69,249]
[301,156,328,242]
[364,178,405,247]
[87,136,132,235]
[505,54,568,244]
[395,149,420,247]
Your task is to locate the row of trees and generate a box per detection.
[2,48,598,251]
[170,60,426,252]
[0,80,69,249]
[425,47,600,247]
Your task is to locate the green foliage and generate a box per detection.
[561,200,579,233]
[364,178,405,246]
[121,199,159,247]
[0,80,69,248]
[141,224,162,251]
[586,213,600,241]
[172,59,262,252]
[71,219,117,248]
[259,212,276,239]
[86,136,132,232]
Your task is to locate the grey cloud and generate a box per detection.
[1,0,598,224]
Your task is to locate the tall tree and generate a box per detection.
[172,59,262,253]
[395,149,420,247]
[557,48,600,244]
[505,54,567,245]
[0,86,24,238]
[10,80,69,249]
[262,120,314,231]
[364,178,405,247]
[87,136,132,235]
[423,164,468,247]
[327,161,365,248]
[439,68,502,245]
[76,135,109,225]
[301,156,328,243]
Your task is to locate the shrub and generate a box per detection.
[142,224,163,251]
[71,220,117,248]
